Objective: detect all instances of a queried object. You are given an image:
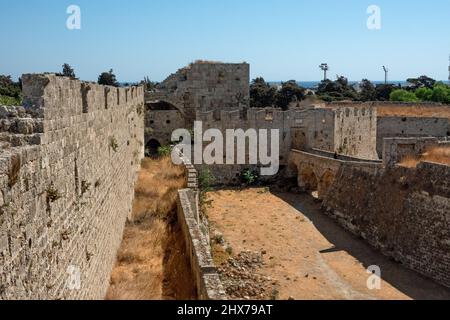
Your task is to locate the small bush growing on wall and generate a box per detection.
[240,169,259,185]
[198,169,215,210]
[157,145,172,158]
[199,169,215,192]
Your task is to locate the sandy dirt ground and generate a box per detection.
[206,188,450,300]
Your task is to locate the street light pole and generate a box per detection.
[319,63,329,81]
[383,66,389,84]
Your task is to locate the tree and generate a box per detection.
[415,87,433,101]
[275,80,305,110]
[316,76,358,102]
[62,63,76,79]
[0,75,21,98]
[359,79,376,101]
[98,69,119,87]
[406,75,436,90]
[249,77,276,108]
[0,75,22,106]
[374,84,397,101]
[430,83,450,104]
[390,89,418,102]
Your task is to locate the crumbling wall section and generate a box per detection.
[147,61,250,124]
[0,74,145,300]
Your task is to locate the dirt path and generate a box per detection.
[206,188,450,300]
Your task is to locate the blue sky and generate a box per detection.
[1,0,449,82]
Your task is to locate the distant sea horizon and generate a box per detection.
[268,81,410,89]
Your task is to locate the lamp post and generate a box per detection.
[319,63,329,81]
[382,66,389,84]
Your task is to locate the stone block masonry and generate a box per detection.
[376,116,449,157]
[146,61,250,125]
[322,161,450,288]
[175,148,226,299]
[0,74,145,300]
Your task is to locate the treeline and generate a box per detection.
[250,78,307,110]
[0,75,22,106]
[249,75,450,109]
[389,76,450,104]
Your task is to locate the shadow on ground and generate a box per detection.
[274,192,450,300]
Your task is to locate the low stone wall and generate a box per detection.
[177,189,226,300]
[322,161,450,288]
[174,148,226,300]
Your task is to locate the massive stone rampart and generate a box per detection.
[322,161,450,288]
[0,74,145,300]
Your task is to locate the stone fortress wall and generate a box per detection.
[376,117,449,157]
[327,101,450,158]
[322,161,450,288]
[146,61,250,124]
[0,74,145,300]
[145,62,380,160]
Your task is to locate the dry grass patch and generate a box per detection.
[377,106,450,119]
[106,157,196,300]
[422,146,450,165]
[399,146,450,168]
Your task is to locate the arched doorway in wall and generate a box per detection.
[318,170,336,200]
[145,139,161,158]
[299,165,319,198]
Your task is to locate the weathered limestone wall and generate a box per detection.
[288,149,382,200]
[177,189,226,300]
[0,74,145,300]
[291,108,335,152]
[382,137,444,167]
[291,106,378,160]
[322,162,450,288]
[175,149,226,300]
[147,61,250,124]
[334,107,378,160]
[145,109,185,147]
[377,116,449,157]
[194,108,294,183]
[146,105,379,184]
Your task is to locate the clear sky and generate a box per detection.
[1,0,449,82]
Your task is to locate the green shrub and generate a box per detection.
[240,169,259,185]
[0,95,21,106]
[415,87,433,101]
[431,83,450,104]
[198,169,215,209]
[389,89,418,102]
[198,169,215,192]
[157,145,172,157]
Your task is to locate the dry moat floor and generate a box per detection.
[206,188,450,300]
